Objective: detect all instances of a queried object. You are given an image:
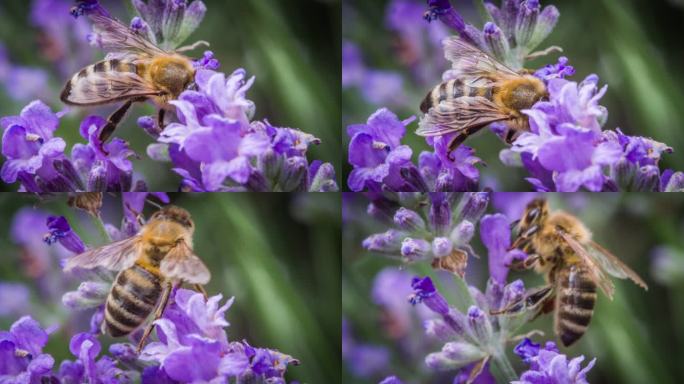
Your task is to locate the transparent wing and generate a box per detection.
[417,96,512,137]
[64,236,141,272]
[90,14,167,57]
[62,70,160,106]
[588,241,648,290]
[160,240,211,285]
[443,36,520,81]
[558,232,615,299]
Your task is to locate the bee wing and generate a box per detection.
[64,236,141,272]
[587,241,648,290]
[160,240,210,285]
[62,70,160,106]
[443,36,520,82]
[417,96,512,137]
[558,231,615,299]
[90,14,167,57]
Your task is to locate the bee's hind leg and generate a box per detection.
[157,109,166,132]
[99,100,134,148]
[136,282,173,354]
[193,284,209,300]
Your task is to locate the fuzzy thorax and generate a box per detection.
[145,55,195,106]
[494,75,547,113]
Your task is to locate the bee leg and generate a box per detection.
[508,254,540,270]
[157,108,166,131]
[446,134,468,161]
[530,294,556,321]
[99,99,135,149]
[490,285,553,316]
[193,284,209,300]
[136,282,172,354]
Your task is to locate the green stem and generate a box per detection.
[92,215,112,243]
[475,0,494,25]
[492,346,518,383]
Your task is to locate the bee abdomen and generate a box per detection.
[103,265,161,337]
[420,78,492,113]
[555,266,596,346]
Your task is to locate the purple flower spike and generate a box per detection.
[513,338,595,384]
[535,56,575,81]
[480,214,526,284]
[0,316,55,383]
[410,276,449,315]
[44,216,86,254]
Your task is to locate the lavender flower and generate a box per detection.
[139,288,298,383]
[425,0,560,69]
[44,216,87,254]
[0,316,56,383]
[480,214,526,285]
[157,68,337,191]
[363,192,489,275]
[58,332,133,383]
[512,338,595,384]
[347,109,482,192]
[379,376,403,384]
[508,74,684,191]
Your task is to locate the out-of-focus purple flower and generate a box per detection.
[140,289,298,382]
[58,332,132,383]
[342,319,391,378]
[0,47,51,101]
[650,246,684,286]
[491,193,540,221]
[0,316,55,382]
[373,268,433,339]
[512,338,595,384]
[0,283,31,318]
[342,41,364,88]
[480,214,526,284]
[44,216,87,254]
[379,376,404,384]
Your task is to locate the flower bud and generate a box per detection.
[634,165,659,191]
[146,143,170,162]
[515,0,540,48]
[431,237,453,258]
[137,116,161,138]
[467,306,493,343]
[458,192,489,223]
[53,159,85,191]
[662,171,684,192]
[278,156,308,192]
[529,5,559,50]
[393,208,426,231]
[362,230,404,254]
[429,194,451,235]
[425,342,485,370]
[110,343,137,363]
[258,149,281,183]
[400,166,429,192]
[424,319,457,341]
[87,163,106,192]
[449,220,474,247]
[309,162,337,192]
[483,22,509,62]
[502,279,525,309]
[401,238,431,260]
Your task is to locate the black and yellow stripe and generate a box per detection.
[555,265,596,347]
[103,264,161,337]
[419,78,494,113]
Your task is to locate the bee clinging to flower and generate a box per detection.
[61,1,208,147]
[64,205,210,353]
[418,37,548,157]
[492,198,647,347]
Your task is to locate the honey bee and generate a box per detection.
[418,37,547,156]
[493,198,647,347]
[60,11,202,146]
[64,205,210,353]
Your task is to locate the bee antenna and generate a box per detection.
[145,199,164,210]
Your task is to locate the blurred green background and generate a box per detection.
[342,0,684,191]
[343,193,684,383]
[0,192,341,383]
[0,0,341,191]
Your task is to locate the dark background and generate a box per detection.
[0,0,341,191]
[342,0,684,191]
[0,192,341,383]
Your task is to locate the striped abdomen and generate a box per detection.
[554,264,596,346]
[420,78,493,113]
[60,59,140,105]
[103,263,161,337]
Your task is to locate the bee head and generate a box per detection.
[510,198,549,249]
[151,205,194,230]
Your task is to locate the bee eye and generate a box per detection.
[526,208,539,222]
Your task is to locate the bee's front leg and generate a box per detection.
[193,284,209,300]
[157,108,166,132]
[490,285,554,316]
[136,282,173,354]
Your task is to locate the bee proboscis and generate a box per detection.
[418,37,548,156]
[64,205,210,353]
[492,198,647,347]
[60,12,202,147]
